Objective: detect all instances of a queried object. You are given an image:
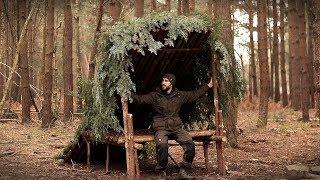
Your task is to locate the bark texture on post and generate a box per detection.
[135,0,144,18]
[279,0,288,107]
[121,97,136,180]
[272,0,280,102]
[41,0,54,128]
[257,0,269,127]
[63,0,73,121]
[311,0,320,119]
[88,0,104,79]
[213,0,238,148]
[297,0,309,121]
[211,52,226,175]
[288,0,301,110]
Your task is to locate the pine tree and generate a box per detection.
[297,0,310,121]
[288,0,301,110]
[41,0,54,128]
[279,0,288,106]
[63,0,73,121]
[135,0,144,17]
[272,0,280,102]
[257,0,269,127]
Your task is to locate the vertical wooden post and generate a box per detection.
[134,149,140,177]
[210,50,220,132]
[106,144,110,174]
[216,111,226,175]
[211,48,226,175]
[121,97,136,180]
[86,140,91,170]
[203,140,209,170]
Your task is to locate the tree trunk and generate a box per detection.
[207,0,213,18]
[135,0,144,17]
[12,1,21,103]
[213,0,238,148]
[297,0,309,121]
[0,3,4,100]
[288,0,301,110]
[182,0,189,16]
[189,0,195,14]
[257,0,269,128]
[279,0,288,107]
[272,0,280,102]
[268,0,274,99]
[249,61,253,102]
[63,0,73,121]
[0,1,38,114]
[164,0,171,11]
[88,0,104,79]
[177,0,182,15]
[249,0,258,97]
[151,0,156,11]
[311,0,320,119]
[19,0,32,124]
[40,4,47,95]
[307,1,315,108]
[108,0,121,24]
[74,0,82,112]
[41,0,54,128]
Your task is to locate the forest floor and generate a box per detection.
[0,100,320,180]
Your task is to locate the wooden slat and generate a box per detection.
[157,48,204,52]
[84,130,223,145]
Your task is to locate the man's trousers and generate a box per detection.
[154,128,195,169]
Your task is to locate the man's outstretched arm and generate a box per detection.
[182,78,213,103]
[132,92,155,105]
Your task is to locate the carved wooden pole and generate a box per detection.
[210,49,226,175]
[121,97,136,179]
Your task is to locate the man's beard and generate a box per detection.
[161,85,170,91]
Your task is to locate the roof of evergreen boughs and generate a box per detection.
[76,12,245,142]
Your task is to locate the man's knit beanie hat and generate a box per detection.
[163,74,176,86]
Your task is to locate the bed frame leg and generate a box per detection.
[106,144,110,174]
[203,140,210,170]
[86,140,91,170]
[134,149,140,177]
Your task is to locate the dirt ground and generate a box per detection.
[1,101,320,179]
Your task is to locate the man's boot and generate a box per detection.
[178,168,196,180]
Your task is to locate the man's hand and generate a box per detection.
[207,78,213,88]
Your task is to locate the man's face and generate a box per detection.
[161,78,172,91]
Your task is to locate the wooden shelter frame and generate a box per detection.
[83,27,227,179]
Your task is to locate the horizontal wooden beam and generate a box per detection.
[158,48,204,52]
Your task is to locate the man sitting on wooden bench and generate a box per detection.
[132,74,213,179]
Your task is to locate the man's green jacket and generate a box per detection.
[132,85,210,131]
